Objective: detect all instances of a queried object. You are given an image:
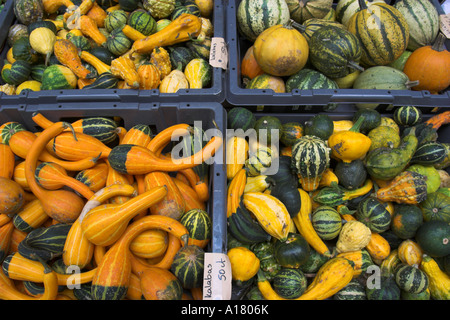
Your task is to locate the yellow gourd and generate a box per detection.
[328,116,371,163]
[150,47,172,80]
[29,28,56,66]
[398,239,423,267]
[228,247,260,282]
[226,136,249,180]
[420,255,450,300]
[336,220,372,253]
[159,68,189,93]
[110,55,140,89]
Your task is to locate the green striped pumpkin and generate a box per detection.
[245,146,273,177]
[393,106,422,126]
[69,35,92,52]
[286,68,338,92]
[118,0,140,12]
[168,46,195,71]
[347,1,410,67]
[291,135,331,191]
[237,0,290,42]
[294,18,347,43]
[419,191,450,223]
[183,0,201,16]
[12,36,37,63]
[411,142,448,165]
[395,264,429,294]
[107,29,132,56]
[335,0,385,27]
[273,268,307,299]
[127,9,157,36]
[227,107,257,131]
[280,122,303,146]
[334,279,367,300]
[309,26,363,79]
[170,245,205,289]
[2,60,31,86]
[171,6,192,20]
[179,209,212,242]
[30,64,46,82]
[104,10,129,33]
[83,72,119,90]
[366,275,401,300]
[355,197,391,233]
[246,74,286,93]
[0,122,26,145]
[285,0,333,24]
[393,0,439,51]
[311,206,342,240]
[41,65,77,90]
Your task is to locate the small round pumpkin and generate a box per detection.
[395,264,429,294]
[273,232,311,268]
[419,191,450,223]
[403,34,450,94]
[129,229,168,259]
[170,245,205,289]
[241,45,264,85]
[253,22,309,77]
[137,63,161,90]
[367,126,401,152]
[228,246,260,282]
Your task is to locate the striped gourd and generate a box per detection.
[186,36,211,61]
[179,209,212,248]
[2,60,31,86]
[242,192,292,241]
[105,9,128,33]
[293,18,347,42]
[309,26,363,79]
[127,9,156,36]
[237,0,290,42]
[311,206,342,240]
[333,279,367,300]
[83,72,119,90]
[75,162,109,193]
[347,1,410,67]
[355,197,391,233]
[394,0,439,51]
[41,65,77,90]
[272,268,307,299]
[286,68,338,92]
[226,136,249,180]
[393,106,422,126]
[395,264,429,294]
[184,58,212,89]
[335,0,385,27]
[245,146,273,177]
[12,199,48,233]
[244,175,273,193]
[227,107,257,132]
[246,74,286,93]
[411,142,448,165]
[291,135,330,192]
[337,249,373,277]
[71,117,118,145]
[120,124,153,147]
[107,29,132,56]
[170,245,205,289]
[129,229,168,259]
[286,0,333,24]
[0,122,26,145]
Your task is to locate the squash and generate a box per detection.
[137,63,161,90]
[0,177,25,216]
[41,65,78,91]
[179,209,211,248]
[106,28,132,56]
[347,0,410,66]
[419,254,450,300]
[226,136,249,181]
[376,171,428,205]
[159,66,190,93]
[242,192,292,241]
[13,0,44,26]
[29,27,56,66]
[237,0,290,42]
[313,179,373,207]
[228,246,260,282]
[398,239,423,267]
[273,232,310,268]
[328,116,371,163]
[87,2,108,28]
[140,267,183,300]
[105,9,128,33]
[79,14,107,47]
[420,191,450,223]
[403,34,450,94]
[311,206,342,240]
[184,58,212,89]
[395,264,429,294]
[366,275,401,300]
[150,46,172,80]
[128,9,157,36]
[246,73,286,93]
[390,204,424,239]
[110,54,140,89]
[241,46,264,85]
[367,126,401,152]
[272,268,307,299]
[355,197,392,233]
[143,0,176,19]
[291,18,346,43]
[335,0,385,27]
[336,220,372,253]
[0,144,15,180]
[170,244,204,289]
[336,249,373,278]
[129,229,168,259]
[253,21,309,77]
[285,0,333,24]
[366,232,391,262]
[80,51,111,75]
[132,13,202,54]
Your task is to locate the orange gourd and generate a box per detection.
[144,172,186,220]
[173,178,206,211]
[132,14,202,54]
[64,0,95,23]
[0,177,25,216]
[403,33,450,94]
[0,221,14,261]
[24,122,86,224]
[137,63,161,90]
[241,46,264,85]
[86,2,108,28]
[9,130,99,172]
[75,162,109,193]
[54,39,94,80]
[110,54,140,89]
[0,144,15,179]
[139,267,182,300]
[34,162,95,199]
[126,273,143,300]
[80,186,168,246]
[398,239,423,267]
[150,47,172,80]
[12,199,49,232]
[366,232,391,261]
[129,229,168,259]
[120,124,153,147]
[122,25,147,41]
[79,14,107,47]
[8,228,27,253]
[42,0,75,14]
[425,110,450,130]
[106,162,135,205]
[79,51,111,75]
[12,161,30,191]
[147,123,192,155]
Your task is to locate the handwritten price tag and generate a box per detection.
[209,37,228,70]
[440,14,450,39]
[203,253,232,300]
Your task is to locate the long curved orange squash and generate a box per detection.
[106,161,135,205]
[0,221,14,262]
[173,178,206,211]
[147,124,192,155]
[12,199,48,232]
[75,162,109,193]
[0,144,15,179]
[91,215,189,300]
[24,122,86,224]
[9,130,100,171]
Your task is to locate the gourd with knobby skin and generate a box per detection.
[376,171,428,205]
[336,220,372,253]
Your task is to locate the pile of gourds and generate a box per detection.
[237,0,450,106]
[225,106,450,300]
[1,0,215,95]
[0,113,223,300]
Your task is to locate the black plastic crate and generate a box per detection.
[0,1,226,104]
[0,101,228,254]
[0,0,15,52]
[225,0,450,110]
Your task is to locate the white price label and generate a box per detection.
[202,252,232,300]
[440,14,450,39]
[209,37,228,70]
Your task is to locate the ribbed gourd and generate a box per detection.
[291,135,331,191]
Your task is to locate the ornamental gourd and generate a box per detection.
[347,0,409,66]
[336,220,372,253]
[285,0,334,24]
[253,21,309,77]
